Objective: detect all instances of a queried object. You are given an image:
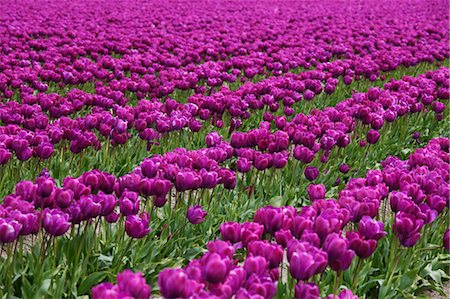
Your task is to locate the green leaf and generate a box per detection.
[54,268,68,299]
[398,269,418,290]
[20,276,34,299]
[36,279,51,297]
[78,271,109,295]
[269,196,284,207]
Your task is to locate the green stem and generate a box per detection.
[352,257,362,291]
[333,271,341,298]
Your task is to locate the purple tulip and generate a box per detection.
[304,166,319,181]
[220,222,242,243]
[207,240,235,259]
[0,219,22,243]
[393,212,424,247]
[307,184,326,201]
[55,189,74,209]
[37,179,54,198]
[323,233,355,271]
[158,269,195,298]
[79,195,102,220]
[275,229,293,247]
[314,210,344,240]
[347,231,377,259]
[295,281,320,299]
[91,283,120,299]
[291,216,313,239]
[35,143,54,160]
[125,213,151,239]
[0,148,12,165]
[324,289,358,299]
[105,212,120,223]
[186,205,207,224]
[141,159,158,178]
[366,129,380,144]
[288,241,328,281]
[241,222,264,246]
[42,209,71,237]
[202,253,231,284]
[244,255,268,276]
[294,145,315,164]
[254,206,284,235]
[358,216,386,241]
[247,241,283,268]
[236,158,252,173]
[339,163,350,174]
[175,171,202,191]
[116,270,151,299]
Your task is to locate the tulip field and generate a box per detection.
[1,0,450,298]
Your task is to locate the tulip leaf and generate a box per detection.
[78,271,109,295]
[398,269,418,290]
[269,196,284,207]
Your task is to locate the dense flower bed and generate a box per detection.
[0,0,448,298]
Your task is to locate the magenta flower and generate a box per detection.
[244,255,268,276]
[304,166,319,181]
[339,163,350,174]
[288,240,328,281]
[293,146,315,164]
[158,269,195,298]
[0,219,22,243]
[186,205,207,224]
[42,209,70,237]
[91,283,120,299]
[358,216,386,241]
[201,253,231,284]
[125,213,151,239]
[307,184,326,201]
[254,206,285,235]
[394,212,424,247]
[116,270,151,299]
[366,129,380,144]
[347,231,378,259]
[247,240,283,268]
[324,289,358,299]
[295,281,320,299]
[220,222,242,243]
[323,233,355,271]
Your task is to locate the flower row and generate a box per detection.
[92,137,449,298]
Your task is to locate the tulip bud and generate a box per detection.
[339,163,350,174]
